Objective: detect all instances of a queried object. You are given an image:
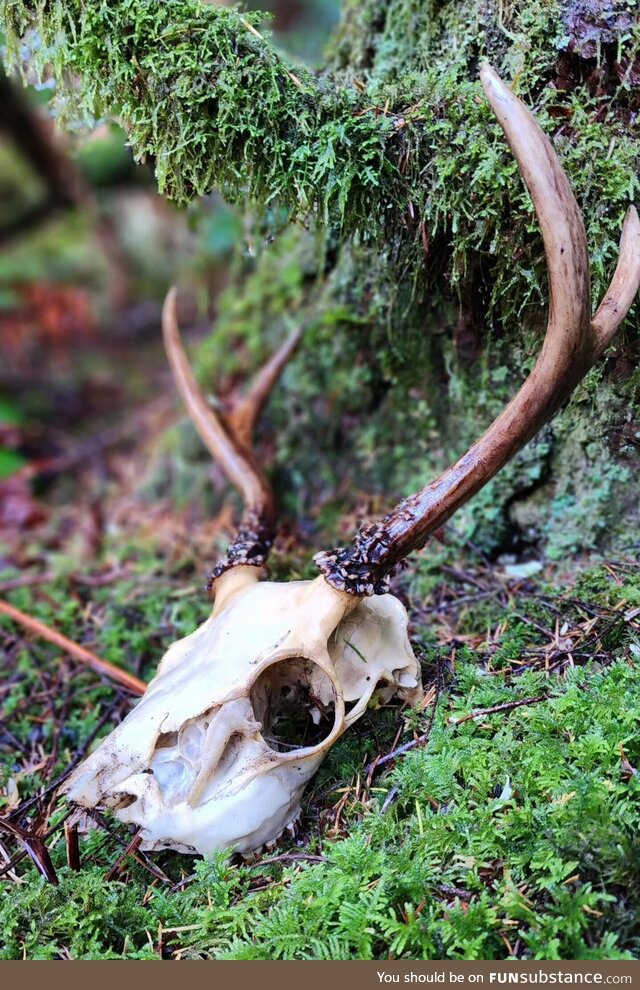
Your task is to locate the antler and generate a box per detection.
[162,288,302,588]
[315,65,640,596]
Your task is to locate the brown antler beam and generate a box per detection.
[315,66,640,596]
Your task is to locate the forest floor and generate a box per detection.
[1,378,639,958]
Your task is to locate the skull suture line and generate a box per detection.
[64,67,640,856]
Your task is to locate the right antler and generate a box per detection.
[315,66,640,596]
[164,67,639,604]
[162,288,301,588]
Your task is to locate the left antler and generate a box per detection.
[315,65,640,596]
[162,288,301,587]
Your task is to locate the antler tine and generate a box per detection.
[227,322,303,449]
[591,205,640,352]
[315,65,640,597]
[162,288,300,587]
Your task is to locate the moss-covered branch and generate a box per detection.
[2,0,639,320]
[1,0,397,221]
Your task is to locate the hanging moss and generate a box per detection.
[1,0,397,223]
[2,0,639,320]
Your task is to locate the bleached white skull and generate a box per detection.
[64,569,420,856]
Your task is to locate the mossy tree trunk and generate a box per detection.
[2,0,639,560]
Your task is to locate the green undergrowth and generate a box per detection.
[1,550,639,959]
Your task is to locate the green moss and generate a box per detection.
[1,0,394,223]
[3,0,639,559]
[163,219,637,562]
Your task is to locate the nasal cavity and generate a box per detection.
[250,657,337,754]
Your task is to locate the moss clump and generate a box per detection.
[1,0,395,223]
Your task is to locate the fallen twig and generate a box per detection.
[0,818,58,885]
[0,573,55,594]
[451,693,549,725]
[65,821,81,871]
[12,396,172,485]
[8,702,123,823]
[105,833,143,882]
[0,599,147,695]
[170,873,197,893]
[0,810,72,882]
[246,852,326,869]
[439,884,474,901]
[366,684,439,777]
[380,786,400,814]
[85,810,172,885]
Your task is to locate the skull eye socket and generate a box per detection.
[250,657,337,754]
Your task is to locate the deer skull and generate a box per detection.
[63,66,640,858]
[65,571,420,855]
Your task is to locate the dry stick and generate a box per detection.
[170,873,198,893]
[366,685,440,778]
[0,840,23,884]
[8,702,122,823]
[0,573,55,594]
[0,809,72,882]
[451,693,549,726]
[422,589,497,616]
[84,809,172,885]
[13,395,172,485]
[0,818,58,885]
[0,599,147,696]
[65,821,81,871]
[105,833,143,883]
[0,569,133,594]
[380,786,400,815]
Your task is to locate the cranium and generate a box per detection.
[64,67,640,857]
[65,571,419,855]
